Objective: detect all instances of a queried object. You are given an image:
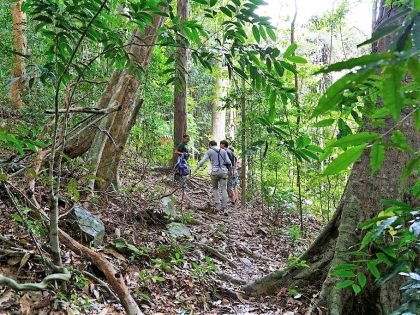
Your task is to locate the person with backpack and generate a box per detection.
[220,140,236,204]
[173,134,191,187]
[194,140,231,213]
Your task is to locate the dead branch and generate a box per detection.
[195,242,237,269]
[45,105,121,114]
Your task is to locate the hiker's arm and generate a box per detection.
[194,152,209,171]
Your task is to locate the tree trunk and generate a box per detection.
[240,80,247,208]
[10,0,26,108]
[173,0,188,161]
[244,3,418,314]
[212,64,227,142]
[92,14,166,191]
[64,13,166,159]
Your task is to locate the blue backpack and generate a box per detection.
[177,155,190,176]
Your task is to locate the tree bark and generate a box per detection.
[92,14,166,191]
[173,0,188,162]
[244,3,419,314]
[10,0,27,108]
[64,13,166,159]
[240,80,247,208]
[212,64,227,142]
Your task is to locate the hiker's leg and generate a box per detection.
[220,173,228,210]
[211,174,221,209]
[227,176,233,200]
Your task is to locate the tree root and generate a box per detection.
[59,229,143,315]
[0,267,70,291]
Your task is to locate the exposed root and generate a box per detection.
[59,229,143,315]
[0,270,70,291]
[195,242,237,269]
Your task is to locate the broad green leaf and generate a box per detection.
[315,53,393,74]
[313,119,335,127]
[331,132,380,148]
[233,67,248,79]
[357,272,367,288]
[382,66,403,121]
[220,6,233,17]
[273,61,284,76]
[266,27,276,41]
[334,263,359,271]
[367,261,381,279]
[357,24,400,47]
[287,55,307,64]
[370,142,385,174]
[312,69,373,118]
[252,25,260,43]
[336,280,353,289]
[324,144,367,175]
[280,61,297,74]
[352,284,362,295]
[283,43,297,58]
[333,270,355,278]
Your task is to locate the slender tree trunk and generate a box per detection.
[240,80,247,208]
[244,3,418,314]
[173,0,188,162]
[290,0,303,233]
[10,0,26,108]
[212,64,227,142]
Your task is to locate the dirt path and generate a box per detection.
[0,170,321,314]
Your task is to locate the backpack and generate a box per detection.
[177,155,190,176]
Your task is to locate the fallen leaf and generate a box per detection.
[20,294,32,315]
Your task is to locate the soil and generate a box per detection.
[0,163,323,315]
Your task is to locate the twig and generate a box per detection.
[3,184,46,262]
[82,270,119,302]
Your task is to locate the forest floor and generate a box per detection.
[0,161,323,315]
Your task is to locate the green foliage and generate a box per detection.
[192,256,217,280]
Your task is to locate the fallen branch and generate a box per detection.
[59,229,143,315]
[195,242,237,269]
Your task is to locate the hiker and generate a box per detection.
[175,134,190,158]
[220,140,236,204]
[194,140,231,212]
[173,134,191,187]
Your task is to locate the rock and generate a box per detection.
[68,204,105,247]
[239,257,252,267]
[160,196,177,217]
[167,222,192,238]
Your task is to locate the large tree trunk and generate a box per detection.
[244,3,418,314]
[92,14,166,191]
[212,64,227,142]
[173,0,188,161]
[10,0,26,108]
[64,13,166,159]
